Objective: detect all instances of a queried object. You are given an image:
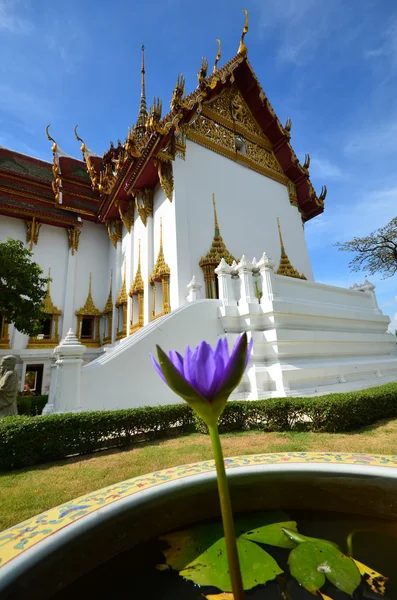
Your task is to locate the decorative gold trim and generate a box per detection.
[276,218,306,280]
[119,200,134,233]
[0,185,95,217]
[28,269,62,348]
[74,126,98,191]
[175,132,186,159]
[25,217,41,250]
[67,227,81,255]
[46,125,61,202]
[115,262,128,340]
[287,181,298,208]
[150,219,171,318]
[106,220,122,248]
[201,105,272,150]
[200,194,236,298]
[0,316,10,350]
[129,241,144,332]
[75,274,101,347]
[135,188,153,226]
[237,9,249,56]
[102,272,113,345]
[213,38,221,73]
[157,160,174,202]
[187,129,288,185]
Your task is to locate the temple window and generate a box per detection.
[129,241,144,334]
[115,262,128,340]
[0,315,9,349]
[150,219,170,320]
[102,274,113,345]
[199,194,235,299]
[75,274,101,347]
[28,269,62,349]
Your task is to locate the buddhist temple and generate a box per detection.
[0,12,395,407]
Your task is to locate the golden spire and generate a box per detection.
[150,218,170,282]
[42,268,61,314]
[238,9,249,56]
[276,218,306,280]
[135,44,148,140]
[116,261,128,306]
[130,240,144,293]
[200,195,235,268]
[76,273,101,315]
[103,271,113,314]
[212,193,220,236]
[213,38,221,73]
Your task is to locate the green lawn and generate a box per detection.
[1,419,397,532]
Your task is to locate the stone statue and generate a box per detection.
[0,356,19,417]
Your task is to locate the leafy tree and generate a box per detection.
[0,239,49,336]
[335,216,397,279]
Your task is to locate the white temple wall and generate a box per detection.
[173,140,313,295]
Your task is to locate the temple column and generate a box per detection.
[52,329,86,413]
[111,239,122,343]
[214,259,237,306]
[61,250,77,339]
[143,214,154,325]
[236,255,257,312]
[257,252,276,310]
[186,276,202,302]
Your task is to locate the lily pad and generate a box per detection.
[236,511,298,549]
[282,527,339,549]
[352,559,388,596]
[160,521,282,591]
[288,540,361,596]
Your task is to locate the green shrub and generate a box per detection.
[1,384,397,470]
[0,404,194,470]
[17,395,48,416]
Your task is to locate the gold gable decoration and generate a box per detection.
[129,241,144,334]
[186,85,285,183]
[28,269,62,348]
[276,218,307,280]
[75,274,101,347]
[150,219,171,320]
[199,194,236,299]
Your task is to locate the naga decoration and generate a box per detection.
[106,220,122,248]
[213,39,221,73]
[303,153,311,170]
[170,75,185,112]
[198,57,209,85]
[319,185,327,203]
[135,188,153,226]
[46,125,61,202]
[74,125,98,190]
[237,9,249,56]
[119,200,134,233]
[158,160,174,202]
[284,117,292,132]
[146,97,163,134]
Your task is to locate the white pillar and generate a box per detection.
[236,255,257,311]
[186,276,202,302]
[357,279,381,314]
[61,251,77,338]
[215,258,237,306]
[257,252,276,309]
[143,214,154,325]
[53,329,86,413]
[42,358,58,415]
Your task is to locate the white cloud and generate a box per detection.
[310,156,344,179]
[0,0,32,34]
[364,16,397,68]
[0,83,49,121]
[344,119,397,156]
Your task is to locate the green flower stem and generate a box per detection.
[208,423,245,600]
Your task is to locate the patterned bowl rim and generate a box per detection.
[1,451,397,587]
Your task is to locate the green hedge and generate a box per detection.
[0,404,194,470]
[17,395,48,416]
[1,383,397,470]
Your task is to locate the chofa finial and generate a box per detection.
[238,9,249,56]
[213,38,221,73]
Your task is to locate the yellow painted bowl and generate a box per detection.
[1,452,397,599]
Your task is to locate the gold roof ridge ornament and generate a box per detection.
[46,125,62,203]
[276,217,306,280]
[238,9,249,56]
[76,273,101,316]
[213,39,221,73]
[74,125,98,190]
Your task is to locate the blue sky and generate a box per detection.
[1,0,397,330]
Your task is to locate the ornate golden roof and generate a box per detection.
[103,272,113,314]
[76,273,101,316]
[199,194,235,267]
[150,219,170,282]
[276,218,306,280]
[116,262,128,306]
[42,269,62,315]
[130,241,144,294]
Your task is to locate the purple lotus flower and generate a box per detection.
[150,333,253,425]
